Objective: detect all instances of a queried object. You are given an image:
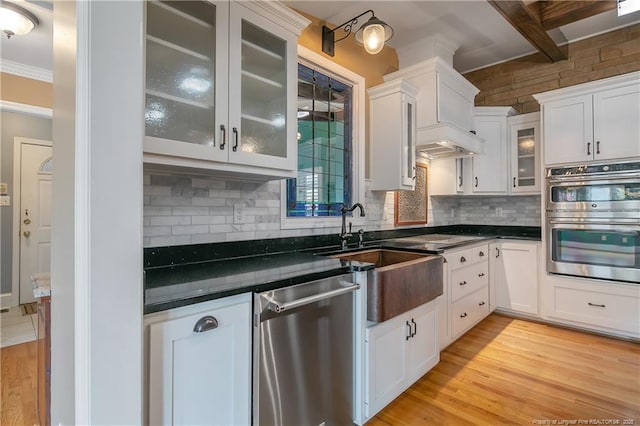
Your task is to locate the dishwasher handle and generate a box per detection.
[263,281,360,314]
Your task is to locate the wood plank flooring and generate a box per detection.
[1,341,38,426]
[368,314,640,425]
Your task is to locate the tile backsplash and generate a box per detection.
[144,172,541,247]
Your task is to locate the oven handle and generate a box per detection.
[548,219,640,228]
[262,281,360,314]
[546,175,639,185]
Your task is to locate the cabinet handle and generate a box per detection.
[513,177,517,188]
[458,175,463,188]
[406,321,412,341]
[412,166,417,180]
[588,302,606,308]
[193,316,219,333]
[411,318,417,337]
[219,125,226,149]
[459,281,468,286]
[479,251,485,257]
[479,301,486,306]
[232,127,239,152]
[587,142,591,156]
[460,256,466,263]
[460,312,468,318]
[478,273,485,277]
[495,247,500,258]
[596,141,600,154]
[475,177,478,188]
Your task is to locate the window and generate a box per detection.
[281,46,365,229]
[286,63,353,217]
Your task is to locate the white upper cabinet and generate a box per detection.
[535,71,640,165]
[471,107,516,194]
[508,112,540,194]
[143,1,309,179]
[369,79,418,191]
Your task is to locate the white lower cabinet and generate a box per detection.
[364,301,439,419]
[144,293,251,425]
[490,241,540,316]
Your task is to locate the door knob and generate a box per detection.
[23,230,31,238]
[23,218,31,225]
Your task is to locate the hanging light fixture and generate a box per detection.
[0,1,39,39]
[322,10,393,57]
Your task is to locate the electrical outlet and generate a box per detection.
[0,183,7,195]
[0,196,10,206]
[496,207,503,217]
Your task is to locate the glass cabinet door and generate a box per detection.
[401,97,417,187]
[228,4,298,171]
[510,117,540,194]
[144,0,228,161]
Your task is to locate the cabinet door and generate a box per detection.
[144,1,229,162]
[494,242,539,315]
[406,306,439,385]
[543,94,593,165]
[510,116,540,194]
[365,316,409,417]
[148,300,251,425]
[593,85,640,161]
[228,3,297,171]
[472,117,508,193]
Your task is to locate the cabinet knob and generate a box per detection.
[460,256,466,263]
[479,301,486,306]
[193,316,219,333]
[460,312,468,318]
[478,273,485,277]
[479,251,485,257]
[459,281,467,286]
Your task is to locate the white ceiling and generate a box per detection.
[1,0,639,75]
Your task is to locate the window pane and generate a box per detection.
[286,63,352,217]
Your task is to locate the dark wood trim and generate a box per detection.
[488,0,568,62]
[538,0,617,30]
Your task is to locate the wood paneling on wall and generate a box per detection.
[464,24,640,113]
[0,73,53,108]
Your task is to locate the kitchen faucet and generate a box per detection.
[340,203,365,249]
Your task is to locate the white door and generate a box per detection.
[406,305,439,385]
[593,85,640,161]
[17,140,53,304]
[495,242,539,315]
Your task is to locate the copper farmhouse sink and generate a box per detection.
[332,249,443,322]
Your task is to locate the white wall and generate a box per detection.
[52,1,143,423]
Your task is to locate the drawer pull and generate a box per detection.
[479,251,485,257]
[459,281,468,286]
[479,301,486,306]
[406,321,412,341]
[460,312,468,318]
[478,273,485,277]
[193,316,219,333]
[460,256,467,263]
[588,302,606,308]
[411,318,417,337]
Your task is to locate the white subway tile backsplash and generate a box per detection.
[143,173,541,247]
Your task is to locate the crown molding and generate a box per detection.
[0,100,52,118]
[0,60,53,83]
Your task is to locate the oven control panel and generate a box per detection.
[547,161,640,177]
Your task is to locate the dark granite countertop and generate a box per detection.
[144,252,374,314]
[143,224,541,314]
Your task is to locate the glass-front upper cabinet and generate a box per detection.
[144,1,309,178]
[509,112,540,194]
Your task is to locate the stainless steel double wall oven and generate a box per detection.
[545,160,640,283]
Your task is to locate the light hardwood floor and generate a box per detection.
[1,340,38,425]
[368,313,640,425]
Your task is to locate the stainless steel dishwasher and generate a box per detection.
[253,273,360,426]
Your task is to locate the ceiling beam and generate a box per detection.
[536,1,618,30]
[488,0,568,62]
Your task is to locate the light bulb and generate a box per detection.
[362,23,385,54]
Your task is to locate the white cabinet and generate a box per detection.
[429,157,466,195]
[365,301,439,418]
[471,107,516,194]
[508,112,540,194]
[536,71,640,165]
[489,241,539,316]
[145,293,251,425]
[369,79,418,191]
[143,1,309,179]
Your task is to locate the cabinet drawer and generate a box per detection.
[448,244,489,270]
[450,262,489,302]
[451,286,490,339]
[553,286,640,335]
